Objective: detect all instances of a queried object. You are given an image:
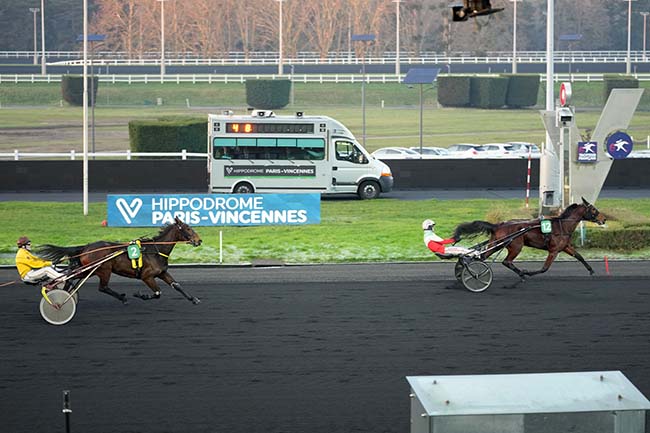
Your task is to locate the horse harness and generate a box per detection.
[127,240,171,279]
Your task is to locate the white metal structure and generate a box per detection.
[208,110,393,199]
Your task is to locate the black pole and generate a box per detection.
[62,390,72,433]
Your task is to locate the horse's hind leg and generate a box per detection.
[96,271,128,304]
[522,251,559,277]
[160,271,200,305]
[133,277,162,300]
[501,244,528,279]
[563,244,595,275]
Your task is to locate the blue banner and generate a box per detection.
[606,131,633,160]
[107,194,321,227]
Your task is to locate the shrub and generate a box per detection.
[128,117,207,154]
[245,79,291,109]
[61,75,99,106]
[502,74,540,108]
[603,74,639,102]
[437,76,472,107]
[470,77,509,109]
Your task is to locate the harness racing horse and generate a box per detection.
[452,198,606,279]
[38,217,202,304]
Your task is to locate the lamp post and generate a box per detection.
[510,0,521,73]
[29,8,39,65]
[157,0,167,77]
[82,0,89,215]
[40,0,46,75]
[277,0,285,75]
[393,0,401,76]
[352,34,375,148]
[77,34,106,159]
[624,0,637,75]
[641,12,649,62]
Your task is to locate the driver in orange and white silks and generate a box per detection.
[422,220,478,257]
[15,236,64,284]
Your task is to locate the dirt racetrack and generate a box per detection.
[1,261,649,433]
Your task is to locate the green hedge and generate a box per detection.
[575,228,650,251]
[61,75,99,106]
[603,74,639,102]
[438,75,537,108]
[470,76,509,109]
[128,117,207,154]
[502,74,540,108]
[437,76,471,107]
[245,79,291,109]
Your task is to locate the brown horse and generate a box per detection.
[38,217,202,304]
[452,198,606,279]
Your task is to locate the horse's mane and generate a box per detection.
[557,203,580,219]
[138,222,177,243]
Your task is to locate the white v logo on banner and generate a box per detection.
[115,198,142,224]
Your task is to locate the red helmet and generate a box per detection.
[17,236,31,247]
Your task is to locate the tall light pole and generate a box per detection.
[277,0,285,75]
[625,0,637,75]
[82,0,89,215]
[641,12,649,62]
[510,0,521,73]
[29,7,40,65]
[352,34,375,148]
[40,0,46,75]
[545,0,553,113]
[157,0,167,77]
[393,0,401,76]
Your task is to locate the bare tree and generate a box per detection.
[305,0,345,59]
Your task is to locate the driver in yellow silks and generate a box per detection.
[15,236,64,284]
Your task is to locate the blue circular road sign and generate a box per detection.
[606,131,633,159]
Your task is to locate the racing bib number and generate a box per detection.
[127,244,141,259]
[540,219,552,234]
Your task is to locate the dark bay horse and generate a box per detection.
[453,198,606,279]
[38,217,202,304]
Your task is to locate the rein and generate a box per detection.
[62,240,192,261]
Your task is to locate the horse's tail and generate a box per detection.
[36,244,85,265]
[453,220,497,241]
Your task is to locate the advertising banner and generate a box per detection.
[107,194,320,227]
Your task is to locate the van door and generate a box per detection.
[331,139,371,193]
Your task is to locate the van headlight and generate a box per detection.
[381,167,392,177]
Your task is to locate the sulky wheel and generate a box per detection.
[454,260,464,281]
[39,289,77,325]
[460,259,493,293]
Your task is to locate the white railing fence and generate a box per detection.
[0,149,209,161]
[2,73,650,85]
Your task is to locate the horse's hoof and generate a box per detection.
[192,297,201,305]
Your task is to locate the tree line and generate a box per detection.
[0,0,645,57]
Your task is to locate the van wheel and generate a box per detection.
[233,182,254,194]
[358,181,380,200]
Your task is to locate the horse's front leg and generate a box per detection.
[133,276,162,301]
[160,271,200,305]
[563,244,595,275]
[522,251,559,277]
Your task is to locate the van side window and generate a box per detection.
[335,140,368,164]
[213,137,325,160]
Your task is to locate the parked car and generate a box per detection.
[409,146,450,158]
[371,147,421,159]
[447,143,485,158]
[507,142,542,158]
[478,143,517,158]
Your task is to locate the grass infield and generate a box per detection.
[1,198,649,266]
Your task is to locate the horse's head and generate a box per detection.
[581,197,606,225]
[173,217,202,246]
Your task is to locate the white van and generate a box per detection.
[208,110,393,199]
